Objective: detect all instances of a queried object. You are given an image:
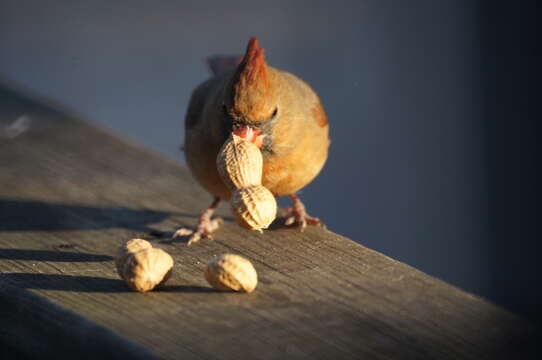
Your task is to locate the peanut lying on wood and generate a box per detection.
[204,253,258,293]
[114,238,152,276]
[115,239,173,292]
[216,134,277,231]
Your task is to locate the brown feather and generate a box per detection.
[311,102,329,127]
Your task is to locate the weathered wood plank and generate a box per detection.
[0,282,157,359]
[0,86,538,359]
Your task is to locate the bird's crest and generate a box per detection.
[237,37,269,90]
[232,37,276,120]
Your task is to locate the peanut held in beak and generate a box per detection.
[231,185,277,231]
[216,134,263,190]
[216,134,278,230]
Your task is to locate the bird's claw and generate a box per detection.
[283,207,323,231]
[172,217,223,245]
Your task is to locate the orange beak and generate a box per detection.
[232,126,265,149]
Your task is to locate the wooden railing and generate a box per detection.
[0,86,537,359]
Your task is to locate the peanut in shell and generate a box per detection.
[216,134,263,190]
[115,238,153,277]
[204,253,258,293]
[231,185,277,231]
[122,248,174,292]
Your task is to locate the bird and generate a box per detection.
[175,37,330,244]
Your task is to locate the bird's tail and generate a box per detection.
[206,56,243,75]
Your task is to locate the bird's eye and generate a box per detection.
[271,107,278,119]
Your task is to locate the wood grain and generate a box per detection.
[0,85,538,359]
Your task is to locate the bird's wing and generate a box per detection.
[185,78,215,131]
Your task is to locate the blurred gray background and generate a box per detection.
[1,1,538,322]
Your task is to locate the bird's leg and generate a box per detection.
[284,193,323,231]
[173,197,223,245]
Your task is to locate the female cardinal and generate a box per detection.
[175,37,330,244]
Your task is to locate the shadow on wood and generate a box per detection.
[0,273,217,294]
[0,282,158,359]
[1,273,130,293]
[0,199,186,232]
[0,249,112,262]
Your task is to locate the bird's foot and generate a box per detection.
[172,197,222,245]
[173,217,223,245]
[284,194,324,231]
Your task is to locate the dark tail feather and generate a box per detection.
[206,56,243,75]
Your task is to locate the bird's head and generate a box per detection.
[222,37,280,151]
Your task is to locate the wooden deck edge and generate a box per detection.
[0,281,158,359]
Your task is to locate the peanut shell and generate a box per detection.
[123,248,174,292]
[216,134,263,190]
[204,254,258,293]
[231,185,277,231]
[115,238,153,278]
